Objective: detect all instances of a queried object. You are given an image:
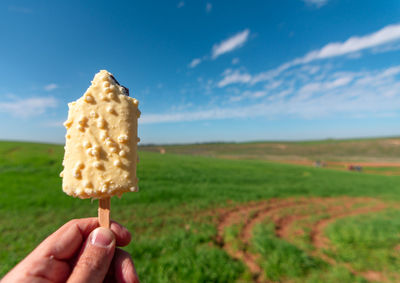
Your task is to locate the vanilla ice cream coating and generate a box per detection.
[61,70,140,199]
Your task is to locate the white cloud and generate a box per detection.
[371,42,400,54]
[265,80,283,90]
[189,58,202,68]
[44,83,58,91]
[206,3,212,12]
[0,96,57,118]
[300,65,320,75]
[212,29,250,59]
[251,62,293,84]
[354,66,400,87]
[232,58,240,65]
[187,30,248,68]
[381,65,400,77]
[177,1,184,8]
[268,88,293,100]
[303,0,329,8]
[140,107,250,124]
[346,52,362,59]
[142,64,400,124]
[218,69,252,87]
[327,76,353,88]
[181,23,400,125]
[299,23,400,63]
[295,76,353,101]
[251,23,400,85]
[230,90,267,102]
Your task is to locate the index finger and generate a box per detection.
[36,218,131,260]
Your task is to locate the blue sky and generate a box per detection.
[1,0,400,144]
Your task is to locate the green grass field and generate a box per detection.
[140,137,400,162]
[1,140,400,282]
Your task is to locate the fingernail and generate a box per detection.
[90,227,114,247]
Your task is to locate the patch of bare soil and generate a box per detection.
[385,139,400,146]
[216,197,390,283]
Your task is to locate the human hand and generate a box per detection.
[1,218,139,283]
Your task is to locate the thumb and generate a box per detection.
[68,227,116,283]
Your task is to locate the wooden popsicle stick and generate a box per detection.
[98,197,111,228]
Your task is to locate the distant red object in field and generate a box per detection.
[348,164,363,172]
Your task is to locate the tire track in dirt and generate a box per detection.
[275,197,366,239]
[310,200,388,282]
[239,198,357,282]
[217,199,304,282]
[216,201,269,245]
[216,200,278,282]
[272,198,388,282]
[217,198,324,282]
[311,200,386,250]
[270,197,388,281]
[239,200,310,282]
[216,197,390,283]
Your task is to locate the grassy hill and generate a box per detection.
[140,137,400,163]
[1,141,400,282]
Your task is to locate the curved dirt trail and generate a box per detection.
[239,198,362,282]
[311,201,386,250]
[216,197,389,283]
[217,199,298,282]
[310,200,388,282]
[216,201,268,281]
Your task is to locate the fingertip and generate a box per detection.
[110,221,132,247]
[114,249,140,283]
[90,227,116,248]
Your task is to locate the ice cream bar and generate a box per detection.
[60,70,140,199]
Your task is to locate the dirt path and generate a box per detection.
[274,198,358,239]
[216,197,390,283]
[311,201,386,250]
[310,200,387,282]
[217,199,295,282]
[217,198,318,282]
